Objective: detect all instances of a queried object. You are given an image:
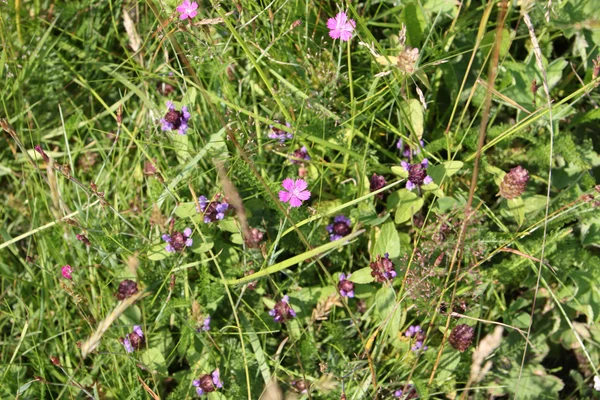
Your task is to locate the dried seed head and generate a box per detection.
[448,324,475,352]
[499,166,529,199]
[397,47,419,74]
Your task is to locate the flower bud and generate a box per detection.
[448,324,475,352]
[499,166,529,199]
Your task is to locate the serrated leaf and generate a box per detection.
[347,267,375,284]
[394,190,424,224]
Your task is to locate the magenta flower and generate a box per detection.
[176,0,198,20]
[327,12,356,42]
[278,178,311,207]
[61,265,73,280]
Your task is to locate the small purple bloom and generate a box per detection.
[268,121,293,143]
[193,369,223,396]
[326,215,352,241]
[405,325,427,352]
[121,326,145,353]
[162,228,193,253]
[338,273,355,298]
[290,146,310,164]
[370,253,396,282]
[269,295,296,323]
[397,139,424,159]
[159,101,191,135]
[197,195,229,223]
[200,315,211,332]
[405,325,421,337]
[401,159,433,191]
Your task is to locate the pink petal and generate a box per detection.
[176,5,186,12]
[179,13,189,20]
[329,30,341,39]
[281,178,295,191]
[189,10,198,18]
[289,197,303,207]
[339,30,353,41]
[279,190,292,203]
[348,19,356,28]
[327,18,338,30]
[296,190,311,201]
[191,2,199,10]
[293,179,308,192]
[336,12,348,25]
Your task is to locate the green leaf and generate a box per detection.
[172,133,190,164]
[148,242,168,261]
[427,161,464,184]
[400,3,427,48]
[191,236,214,254]
[140,348,167,375]
[347,267,375,284]
[399,99,424,139]
[391,165,409,178]
[507,197,525,226]
[174,202,197,218]
[394,189,424,224]
[373,220,400,259]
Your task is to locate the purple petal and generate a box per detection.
[401,161,409,171]
[424,176,433,185]
[281,178,295,191]
[406,181,416,191]
[165,244,175,253]
[421,158,429,168]
[162,234,171,242]
[183,228,192,237]
[185,238,193,247]
[133,325,143,337]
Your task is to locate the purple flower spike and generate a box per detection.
[121,326,145,353]
[198,195,229,223]
[268,121,293,143]
[193,369,223,396]
[326,215,352,241]
[403,159,433,191]
[201,316,211,332]
[159,101,191,135]
[270,295,296,323]
[290,146,310,164]
[370,254,396,283]
[162,228,193,253]
[338,273,355,298]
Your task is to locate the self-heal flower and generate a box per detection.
[160,101,191,135]
[370,253,396,282]
[327,12,356,42]
[162,228,193,253]
[397,139,424,159]
[61,265,73,280]
[499,166,529,199]
[176,0,198,20]
[338,273,355,298]
[200,315,211,332]
[269,295,296,323]
[405,325,428,352]
[121,325,144,353]
[448,324,475,352]
[268,121,293,143]
[193,369,223,396]
[401,159,433,191]
[290,146,310,164]
[370,174,387,198]
[198,195,229,223]
[116,279,138,300]
[326,215,351,241]
[279,178,311,207]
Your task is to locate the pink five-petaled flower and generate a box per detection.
[61,265,73,280]
[279,178,311,208]
[176,0,198,20]
[327,12,356,42]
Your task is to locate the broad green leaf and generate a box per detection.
[140,348,167,375]
[191,236,214,254]
[391,165,409,178]
[373,220,400,259]
[399,99,424,139]
[507,197,525,226]
[347,267,375,284]
[400,3,427,48]
[148,242,168,261]
[435,347,461,385]
[394,190,424,224]
[173,134,190,164]
[175,202,197,218]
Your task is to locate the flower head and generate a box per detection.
[394,384,418,399]
[121,325,144,353]
[499,166,529,199]
[61,265,73,280]
[448,324,475,352]
[291,379,309,394]
[279,178,311,207]
[176,0,198,20]
[338,273,355,298]
[162,228,193,253]
[326,215,351,241]
[116,279,138,300]
[193,369,223,396]
[327,12,356,42]
[268,121,293,143]
[200,315,211,332]
[397,139,424,159]
[269,295,296,323]
[160,101,191,135]
[290,146,310,164]
[198,195,229,223]
[401,159,433,191]
[370,174,387,198]
[370,253,396,282]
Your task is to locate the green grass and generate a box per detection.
[2,0,600,399]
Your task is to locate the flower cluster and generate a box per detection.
[269,295,296,323]
[326,215,351,241]
[338,273,355,298]
[499,166,529,199]
[370,253,396,282]
[160,101,190,135]
[193,370,223,396]
[394,384,418,399]
[397,139,424,159]
[162,228,193,253]
[405,325,428,352]
[199,316,211,332]
[121,325,144,353]
[448,324,475,352]
[268,121,293,143]
[279,178,311,207]
[370,174,387,198]
[116,279,138,300]
[327,12,355,42]
[198,195,229,223]
[290,146,310,164]
[401,159,433,191]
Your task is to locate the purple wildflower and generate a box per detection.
[401,159,433,191]
[405,325,427,352]
[326,215,352,241]
[370,174,387,198]
[121,325,144,353]
[327,12,356,42]
[159,101,191,135]
[193,369,223,396]
[290,146,310,164]
[176,0,198,20]
[268,121,293,143]
[370,253,396,282]
[397,139,424,159]
[61,265,73,280]
[200,316,211,332]
[269,295,296,323]
[279,178,311,207]
[338,273,355,298]
[162,228,193,253]
[116,279,139,300]
[394,385,417,399]
[198,195,229,223]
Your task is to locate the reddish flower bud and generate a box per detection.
[499,166,529,199]
[116,279,139,300]
[448,324,475,352]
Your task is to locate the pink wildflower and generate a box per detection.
[176,0,198,20]
[61,265,73,280]
[278,178,311,207]
[327,12,356,42]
